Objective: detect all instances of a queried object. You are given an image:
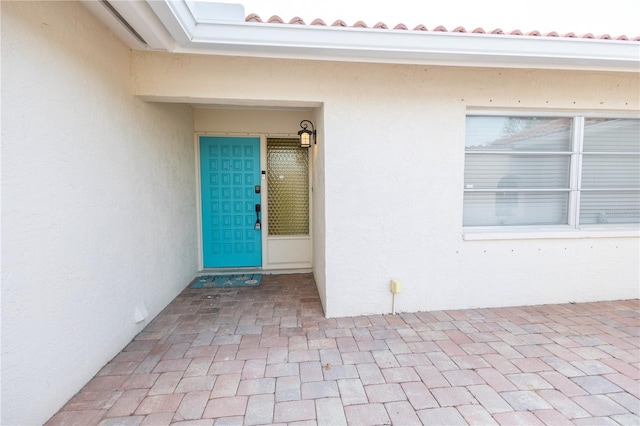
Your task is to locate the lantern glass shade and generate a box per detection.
[299,131,311,148]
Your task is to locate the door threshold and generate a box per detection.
[198,268,312,276]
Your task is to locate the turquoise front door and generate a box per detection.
[200,136,262,268]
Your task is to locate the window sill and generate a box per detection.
[462,225,640,241]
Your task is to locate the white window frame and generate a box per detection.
[463,110,640,241]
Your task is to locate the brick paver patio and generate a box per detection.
[47,273,639,425]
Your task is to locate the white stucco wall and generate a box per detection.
[133,52,639,318]
[311,106,327,312]
[1,3,197,424]
[194,108,315,134]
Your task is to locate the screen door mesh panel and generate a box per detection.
[267,138,309,236]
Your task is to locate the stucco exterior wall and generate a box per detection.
[1,3,197,424]
[133,52,639,318]
[311,105,327,312]
[194,108,315,134]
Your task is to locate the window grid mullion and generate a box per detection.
[569,117,584,227]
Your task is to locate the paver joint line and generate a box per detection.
[45,275,639,426]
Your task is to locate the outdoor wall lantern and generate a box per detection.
[298,120,316,148]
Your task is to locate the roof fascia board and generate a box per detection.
[144,0,639,72]
[80,0,147,49]
[164,46,634,73]
[191,22,640,72]
[185,1,245,23]
[147,0,197,44]
[113,1,175,50]
[81,1,176,50]
[110,0,175,50]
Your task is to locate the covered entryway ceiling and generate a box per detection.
[82,0,639,72]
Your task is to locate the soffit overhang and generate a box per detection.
[81,0,640,73]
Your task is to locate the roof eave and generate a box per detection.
[92,0,640,73]
[183,22,640,72]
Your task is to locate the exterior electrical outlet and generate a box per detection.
[391,280,402,294]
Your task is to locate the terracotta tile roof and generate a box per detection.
[245,14,640,41]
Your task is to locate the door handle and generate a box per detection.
[254,204,261,230]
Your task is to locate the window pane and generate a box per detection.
[267,138,309,236]
[583,118,640,152]
[466,116,572,151]
[579,191,640,224]
[463,192,569,226]
[581,154,640,189]
[464,154,570,189]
